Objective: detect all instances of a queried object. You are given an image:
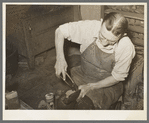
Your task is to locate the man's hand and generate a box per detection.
[76,76,119,102]
[76,83,93,102]
[54,58,68,80]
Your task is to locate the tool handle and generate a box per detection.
[72,84,78,91]
[59,72,78,90]
[65,72,75,84]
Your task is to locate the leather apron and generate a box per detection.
[70,39,123,109]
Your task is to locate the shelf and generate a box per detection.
[128,25,144,34]
[105,9,144,21]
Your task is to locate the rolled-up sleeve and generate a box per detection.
[112,37,136,81]
[58,20,101,45]
[59,23,70,39]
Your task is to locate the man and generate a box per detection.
[54,12,135,109]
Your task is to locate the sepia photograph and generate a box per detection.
[3,2,147,120]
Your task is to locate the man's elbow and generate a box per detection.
[55,28,60,35]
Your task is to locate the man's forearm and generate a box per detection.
[55,28,68,80]
[55,28,65,60]
[90,76,119,90]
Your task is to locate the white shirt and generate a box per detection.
[58,20,136,81]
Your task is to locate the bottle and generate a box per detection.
[5,91,20,109]
[45,93,54,109]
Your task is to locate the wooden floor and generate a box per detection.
[6,48,70,109]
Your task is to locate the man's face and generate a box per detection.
[99,22,121,47]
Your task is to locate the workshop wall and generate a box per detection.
[6,5,81,70]
[80,5,103,20]
[6,5,31,36]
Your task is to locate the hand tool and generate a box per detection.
[59,72,78,91]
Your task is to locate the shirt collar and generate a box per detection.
[94,31,127,51]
